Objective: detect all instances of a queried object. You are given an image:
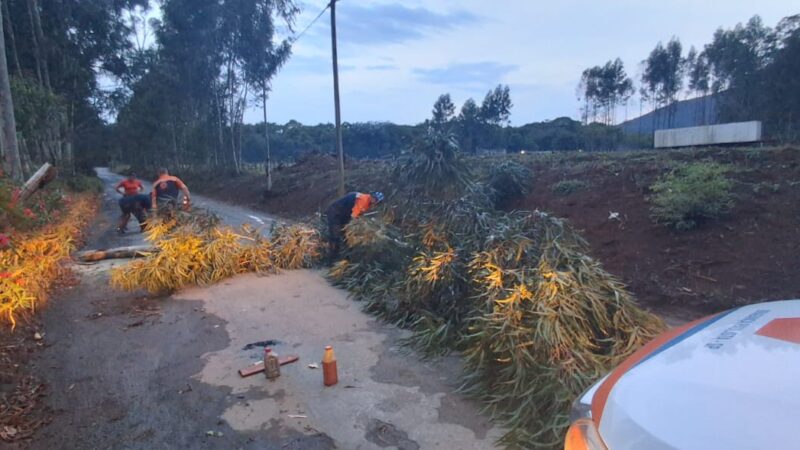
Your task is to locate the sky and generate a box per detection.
[157,1,800,126]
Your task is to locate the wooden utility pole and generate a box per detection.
[262,85,272,193]
[330,0,345,196]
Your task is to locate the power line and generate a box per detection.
[290,1,331,44]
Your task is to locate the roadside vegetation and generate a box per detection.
[0,178,97,328]
[552,179,589,196]
[649,162,735,230]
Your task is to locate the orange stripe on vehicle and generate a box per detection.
[591,314,717,425]
[756,318,800,344]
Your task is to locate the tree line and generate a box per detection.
[2,5,798,183]
[0,0,298,182]
[0,0,152,181]
[578,14,800,141]
[234,115,630,165]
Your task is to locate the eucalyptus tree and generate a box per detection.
[457,98,480,154]
[431,93,455,129]
[642,37,684,128]
[578,59,633,125]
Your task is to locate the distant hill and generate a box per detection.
[619,95,720,135]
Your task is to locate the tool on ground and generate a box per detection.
[264,347,281,379]
[238,355,298,378]
[322,345,338,387]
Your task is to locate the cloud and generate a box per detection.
[315,3,480,45]
[364,64,399,71]
[413,62,519,88]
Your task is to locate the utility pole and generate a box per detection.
[330,0,345,196]
[262,84,272,193]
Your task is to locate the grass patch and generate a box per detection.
[649,162,734,231]
[552,179,588,196]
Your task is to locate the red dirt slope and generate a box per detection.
[514,147,800,320]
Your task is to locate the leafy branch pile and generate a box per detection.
[329,134,665,448]
[110,213,322,294]
[0,195,96,329]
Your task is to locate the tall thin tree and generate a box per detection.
[0,1,21,181]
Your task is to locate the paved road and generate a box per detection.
[96,167,274,233]
[29,170,500,449]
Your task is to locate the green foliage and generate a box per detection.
[552,179,588,196]
[394,130,471,198]
[488,160,534,208]
[115,0,299,172]
[3,0,152,172]
[650,162,735,230]
[63,175,104,193]
[459,213,663,448]
[431,93,456,128]
[329,185,665,448]
[578,58,634,125]
[10,77,65,139]
[641,37,684,125]
[479,85,513,125]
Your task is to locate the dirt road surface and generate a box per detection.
[27,169,500,449]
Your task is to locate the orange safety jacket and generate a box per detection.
[351,193,373,218]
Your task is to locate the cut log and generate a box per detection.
[76,245,157,262]
[18,162,57,203]
[238,355,299,377]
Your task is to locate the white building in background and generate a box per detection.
[654,121,763,148]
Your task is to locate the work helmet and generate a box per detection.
[371,191,385,204]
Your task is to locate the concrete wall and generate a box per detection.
[654,121,762,148]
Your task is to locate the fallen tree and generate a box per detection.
[110,212,321,294]
[76,245,156,262]
[327,131,665,449]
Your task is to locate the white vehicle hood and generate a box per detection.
[595,300,800,450]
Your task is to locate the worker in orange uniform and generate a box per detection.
[115,172,150,233]
[324,191,384,258]
[151,168,191,211]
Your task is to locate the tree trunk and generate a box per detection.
[262,86,272,192]
[2,0,21,76]
[25,0,42,86]
[0,2,21,182]
[236,85,247,173]
[28,0,49,91]
[18,162,56,203]
[77,245,156,262]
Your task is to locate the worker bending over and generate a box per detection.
[115,172,150,233]
[151,168,191,210]
[324,191,384,258]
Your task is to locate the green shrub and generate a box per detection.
[393,130,471,199]
[488,160,533,208]
[650,162,734,230]
[552,179,588,196]
[65,175,104,193]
